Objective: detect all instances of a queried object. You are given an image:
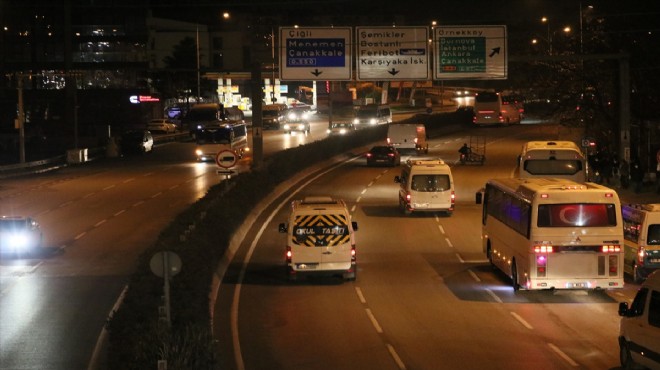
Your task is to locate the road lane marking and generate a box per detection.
[151,192,162,198]
[455,253,465,263]
[365,308,383,333]
[102,185,115,191]
[74,232,86,240]
[83,193,95,199]
[114,210,126,217]
[548,343,579,367]
[485,289,503,303]
[368,181,374,187]
[132,200,144,207]
[510,312,534,330]
[386,343,407,370]
[438,225,445,234]
[445,238,453,248]
[468,269,481,282]
[123,178,135,183]
[361,188,367,194]
[356,196,362,203]
[94,220,106,227]
[355,287,366,304]
[351,205,357,213]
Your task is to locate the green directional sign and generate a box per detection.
[433,25,507,80]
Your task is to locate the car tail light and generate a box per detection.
[366,153,373,158]
[638,247,646,264]
[286,246,292,262]
[387,153,394,157]
[405,193,411,202]
[386,138,392,144]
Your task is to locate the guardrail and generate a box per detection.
[0,133,189,179]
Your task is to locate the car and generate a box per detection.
[121,129,154,154]
[618,270,660,370]
[0,216,43,256]
[327,122,356,136]
[147,118,177,134]
[366,145,401,166]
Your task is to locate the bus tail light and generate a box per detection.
[386,137,392,145]
[609,255,618,276]
[533,245,553,253]
[601,245,621,253]
[536,255,547,277]
[351,246,356,264]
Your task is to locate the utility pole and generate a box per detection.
[17,75,26,163]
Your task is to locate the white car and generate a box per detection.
[147,119,177,134]
[0,216,43,256]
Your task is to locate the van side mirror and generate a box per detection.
[352,221,359,232]
[394,176,401,183]
[618,302,629,317]
[475,191,483,204]
[278,223,287,233]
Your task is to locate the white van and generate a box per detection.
[387,123,428,155]
[622,203,660,283]
[618,270,660,370]
[353,104,392,127]
[278,196,358,282]
[394,159,455,216]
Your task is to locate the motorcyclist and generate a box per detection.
[458,143,471,162]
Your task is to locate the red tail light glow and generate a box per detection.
[534,245,553,253]
[601,245,621,253]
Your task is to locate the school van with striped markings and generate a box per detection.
[279,196,358,282]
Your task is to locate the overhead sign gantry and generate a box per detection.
[433,25,507,80]
[279,27,352,81]
[356,26,430,81]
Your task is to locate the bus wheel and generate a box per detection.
[486,244,495,267]
[511,260,520,291]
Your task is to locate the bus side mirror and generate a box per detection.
[352,221,359,232]
[394,176,401,183]
[476,191,483,204]
[278,223,287,233]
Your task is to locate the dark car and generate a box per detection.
[121,130,154,154]
[366,145,401,166]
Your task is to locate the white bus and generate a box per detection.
[194,122,249,162]
[473,92,522,126]
[476,178,624,291]
[518,141,588,182]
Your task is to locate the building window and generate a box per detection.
[213,53,224,69]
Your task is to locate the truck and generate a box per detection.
[386,123,428,155]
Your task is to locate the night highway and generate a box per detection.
[0,117,646,370]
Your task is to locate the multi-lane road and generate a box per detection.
[0,116,640,370]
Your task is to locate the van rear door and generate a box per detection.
[291,213,352,270]
[410,173,453,210]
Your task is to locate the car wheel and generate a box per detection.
[620,340,637,369]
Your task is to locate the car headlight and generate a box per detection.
[297,124,305,129]
[195,149,203,156]
[8,232,31,249]
[353,118,359,124]
[301,113,309,120]
[196,124,204,130]
[370,118,377,125]
[288,113,297,120]
[339,129,347,134]
[283,124,290,130]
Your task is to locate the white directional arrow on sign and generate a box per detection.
[356,26,430,81]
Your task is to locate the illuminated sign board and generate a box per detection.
[433,25,507,80]
[279,27,352,81]
[129,95,160,104]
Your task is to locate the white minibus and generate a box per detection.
[518,141,588,182]
[622,203,660,283]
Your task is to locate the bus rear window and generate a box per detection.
[524,159,583,175]
[537,204,617,227]
[475,92,499,103]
